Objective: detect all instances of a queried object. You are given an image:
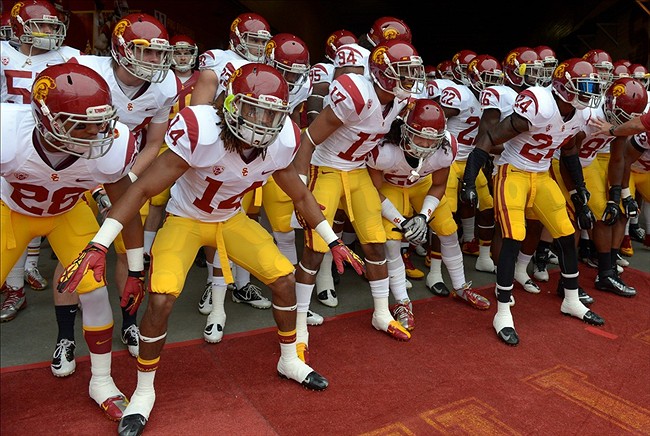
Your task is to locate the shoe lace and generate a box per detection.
[54,339,74,360]
[242,283,264,300]
[27,267,45,281]
[123,324,139,342]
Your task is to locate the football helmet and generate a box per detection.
[10,0,66,50]
[369,39,425,99]
[52,0,70,28]
[170,34,198,72]
[1,11,13,41]
[400,98,447,159]
[503,46,543,87]
[629,64,649,90]
[603,77,648,126]
[229,13,271,62]
[451,49,477,85]
[425,65,438,81]
[552,58,603,109]
[534,45,558,86]
[366,16,412,47]
[582,49,614,86]
[436,59,455,80]
[264,33,310,94]
[32,63,118,158]
[111,13,172,83]
[467,54,504,92]
[612,60,630,80]
[324,29,357,62]
[223,63,290,148]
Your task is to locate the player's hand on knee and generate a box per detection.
[57,242,108,293]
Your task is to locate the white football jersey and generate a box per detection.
[631,132,650,173]
[164,105,301,222]
[0,41,81,103]
[1,104,137,217]
[438,83,482,160]
[427,78,455,100]
[500,86,588,172]
[577,106,615,166]
[69,55,180,148]
[367,132,458,187]
[197,48,242,101]
[311,73,409,171]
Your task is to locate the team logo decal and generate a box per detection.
[32,75,56,102]
[11,2,24,18]
[372,46,388,65]
[610,83,626,97]
[113,19,130,37]
[264,39,276,58]
[554,62,567,79]
[230,18,241,33]
[382,27,398,41]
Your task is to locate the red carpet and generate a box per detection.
[2,267,650,435]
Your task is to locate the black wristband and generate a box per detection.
[608,185,622,203]
[463,147,490,187]
[128,270,144,278]
[328,239,341,249]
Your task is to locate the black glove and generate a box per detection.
[460,181,478,208]
[602,185,621,226]
[570,186,595,230]
[622,196,639,219]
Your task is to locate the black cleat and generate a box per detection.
[278,370,329,391]
[330,262,340,285]
[595,275,636,298]
[427,282,450,297]
[557,281,594,306]
[118,414,147,436]
[562,310,605,326]
[496,327,519,346]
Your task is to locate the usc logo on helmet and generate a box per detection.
[382,27,399,41]
[113,19,130,37]
[468,58,478,72]
[229,67,243,84]
[372,46,388,65]
[10,2,23,18]
[264,39,276,58]
[230,17,241,33]
[610,82,626,97]
[553,62,568,79]
[32,75,56,102]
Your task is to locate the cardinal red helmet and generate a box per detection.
[582,49,614,86]
[324,29,357,62]
[629,64,649,90]
[552,58,602,109]
[224,63,290,148]
[502,46,543,87]
[436,59,455,80]
[170,34,198,72]
[111,13,172,83]
[612,60,631,80]
[603,77,648,126]
[451,49,477,85]
[1,11,13,41]
[10,0,66,50]
[265,33,311,94]
[400,98,447,159]
[229,13,271,62]
[32,63,118,158]
[534,45,558,86]
[367,16,412,47]
[467,54,504,92]
[369,39,425,99]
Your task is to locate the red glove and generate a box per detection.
[328,239,365,275]
[57,242,108,293]
[121,270,146,315]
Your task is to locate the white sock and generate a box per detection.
[461,217,475,242]
[143,231,156,255]
[316,251,335,291]
[127,370,157,419]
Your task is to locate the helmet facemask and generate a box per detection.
[557,72,603,109]
[399,121,445,159]
[34,100,118,158]
[171,44,197,73]
[234,29,271,62]
[376,54,425,99]
[224,93,290,148]
[17,14,65,50]
[116,36,173,83]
